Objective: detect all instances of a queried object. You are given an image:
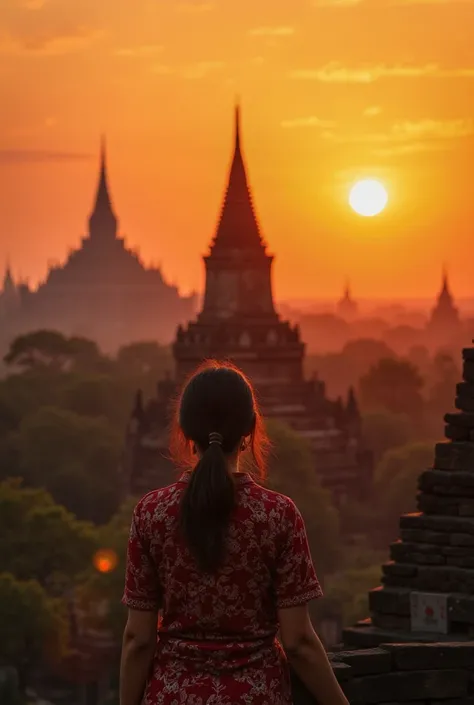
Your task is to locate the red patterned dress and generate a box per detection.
[122,472,322,705]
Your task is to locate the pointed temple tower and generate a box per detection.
[13,139,195,351]
[344,341,474,647]
[88,136,118,243]
[126,107,373,499]
[336,280,358,321]
[427,268,463,347]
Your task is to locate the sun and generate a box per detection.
[349,179,388,217]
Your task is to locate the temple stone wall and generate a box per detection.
[308,643,474,704]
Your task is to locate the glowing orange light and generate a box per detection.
[93,549,118,574]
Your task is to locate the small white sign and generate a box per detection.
[410,592,449,634]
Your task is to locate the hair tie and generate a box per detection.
[209,432,223,446]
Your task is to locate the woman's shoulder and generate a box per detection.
[247,480,299,517]
[133,480,183,519]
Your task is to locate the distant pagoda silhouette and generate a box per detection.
[125,106,373,500]
[426,268,463,348]
[336,280,358,321]
[0,139,196,351]
[345,341,474,647]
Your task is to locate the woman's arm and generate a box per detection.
[120,609,158,705]
[279,604,349,705]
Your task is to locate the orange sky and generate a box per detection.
[1,0,474,301]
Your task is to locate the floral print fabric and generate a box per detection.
[123,472,322,704]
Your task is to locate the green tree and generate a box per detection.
[17,406,122,523]
[0,479,97,592]
[373,442,434,545]
[0,573,68,692]
[362,409,414,463]
[265,420,340,575]
[4,330,74,371]
[359,357,424,419]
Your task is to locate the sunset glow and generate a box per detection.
[0,1,474,299]
[349,180,388,218]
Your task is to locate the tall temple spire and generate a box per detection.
[212,103,264,252]
[88,135,118,241]
[3,258,15,292]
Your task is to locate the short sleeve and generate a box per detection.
[275,501,323,609]
[122,504,162,611]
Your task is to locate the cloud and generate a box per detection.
[363,105,382,117]
[152,61,225,79]
[114,44,163,58]
[289,62,474,82]
[392,119,474,139]
[20,0,47,8]
[0,149,92,164]
[372,142,446,157]
[320,118,474,156]
[0,28,105,56]
[248,26,295,37]
[313,0,474,6]
[281,116,336,129]
[175,1,214,11]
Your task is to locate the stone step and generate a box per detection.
[399,527,474,547]
[417,493,474,517]
[400,512,474,536]
[418,469,474,495]
[434,442,474,472]
[368,586,474,625]
[382,563,474,593]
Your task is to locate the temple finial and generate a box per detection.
[88,135,118,240]
[234,100,241,150]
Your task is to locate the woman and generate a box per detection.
[120,361,349,705]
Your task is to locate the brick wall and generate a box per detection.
[292,642,474,704]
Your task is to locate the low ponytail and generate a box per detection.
[172,363,268,573]
[179,434,236,573]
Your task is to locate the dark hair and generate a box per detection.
[170,360,268,573]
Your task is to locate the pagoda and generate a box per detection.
[344,341,474,647]
[8,139,196,352]
[336,280,358,320]
[426,269,463,348]
[125,106,373,500]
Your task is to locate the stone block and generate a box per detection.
[445,425,471,442]
[368,587,411,616]
[382,562,418,579]
[335,648,392,676]
[347,669,469,704]
[459,502,474,517]
[446,556,474,569]
[331,661,352,682]
[446,413,474,429]
[463,360,474,383]
[432,699,474,705]
[382,573,417,589]
[457,381,474,396]
[400,528,450,545]
[382,642,474,670]
[400,513,474,536]
[451,533,474,547]
[371,613,411,631]
[456,397,474,413]
[419,469,474,493]
[417,493,461,516]
[390,541,445,565]
[435,442,474,472]
[414,565,474,593]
